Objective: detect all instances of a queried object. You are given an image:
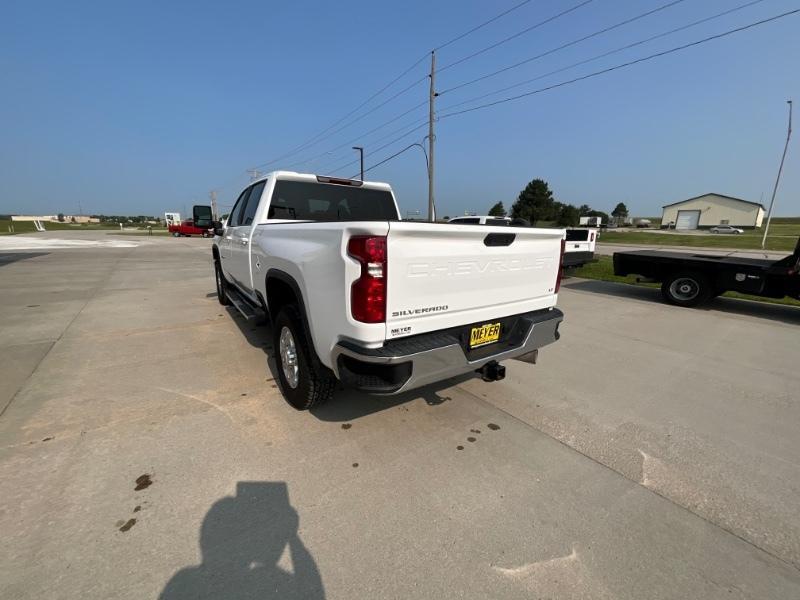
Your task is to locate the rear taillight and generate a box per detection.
[348,236,387,323]
[555,238,565,293]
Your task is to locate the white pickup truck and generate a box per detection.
[210,171,565,409]
[562,228,598,268]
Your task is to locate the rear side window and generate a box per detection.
[267,180,398,221]
[450,218,480,224]
[566,229,589,241]
[241,181,266,226]
[486,218,510,226]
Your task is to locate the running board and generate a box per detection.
[225,286,260,321]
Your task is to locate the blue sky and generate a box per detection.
[1,0,798,218]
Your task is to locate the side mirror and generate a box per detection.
[212,221,225,237]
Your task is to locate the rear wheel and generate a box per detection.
[661,271,712,307]
[272,305,335,410]
[214,260,230,306]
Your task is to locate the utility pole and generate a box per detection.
[427,50,437,222]
[762,100,793,250]
[352,146,364,180]
[209,190,218,220]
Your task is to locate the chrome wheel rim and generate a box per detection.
[669,278,699,301]
[279,326,299,389]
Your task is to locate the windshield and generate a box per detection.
[267,180,399,222]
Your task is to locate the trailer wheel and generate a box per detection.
[273,305,335,410]
[214,260,231,306]
[661,272,712,307]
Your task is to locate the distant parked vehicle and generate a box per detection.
[168,219,213,237]
[579,216,603,227]
[709,225,744,234]
[563,229,597,268]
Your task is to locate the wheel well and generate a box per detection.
[266,277,300,318]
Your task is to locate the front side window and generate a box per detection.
[228,187,251,227]
[241,181,266,226]
[267,180,398,221]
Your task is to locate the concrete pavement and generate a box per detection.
[1,232,799,599]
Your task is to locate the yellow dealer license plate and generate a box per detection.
[469,322,502,348]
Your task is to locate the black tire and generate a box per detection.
[661,271,712,307]
[272,305,335,410]
[214,260,230,306]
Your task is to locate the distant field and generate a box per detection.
[569,256,800,307]
[599,222,800,252]
[0,220,166,235]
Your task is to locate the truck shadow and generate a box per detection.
[0,252,50,266]
[225,305,478,421]
[564,279,800,326]
[159,481,325,600]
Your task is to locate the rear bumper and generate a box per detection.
[562,251,595,267]
[331,308,564,394]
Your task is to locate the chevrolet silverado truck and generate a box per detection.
[209,171,565,409]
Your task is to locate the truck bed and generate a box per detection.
[616,250,776,270]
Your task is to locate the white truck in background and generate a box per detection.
[208,172,565,410]
[563,228,598,268]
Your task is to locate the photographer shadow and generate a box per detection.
[160,481,324,600]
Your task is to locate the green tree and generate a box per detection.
[488,201,506,217]
[57,213,65,222]
[556,204,580,227]
[511,179,556,225]
[611,202,628,225]
[612,202,629,219]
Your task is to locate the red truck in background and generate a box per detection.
[168,219,213,237]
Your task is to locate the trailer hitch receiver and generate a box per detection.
[477,360,506,382]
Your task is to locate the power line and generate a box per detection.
[440,0,769,113]
[325,121,429,175]
[439,0,595,73]
[251,0,542,173]
[434,0,533,51]
[312,115,429,174]
[287,100,429,171]
[251,54,427,170]
[351,142,428,179]
[440,0,689,95]
[438,9,800,120]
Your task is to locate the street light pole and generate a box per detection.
[761,99,793,250]
[352,146,364,180]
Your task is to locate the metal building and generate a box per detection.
[661,194,765,230]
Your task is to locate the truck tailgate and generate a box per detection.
[386,221,563,339]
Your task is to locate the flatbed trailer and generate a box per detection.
[613,238,800,306]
